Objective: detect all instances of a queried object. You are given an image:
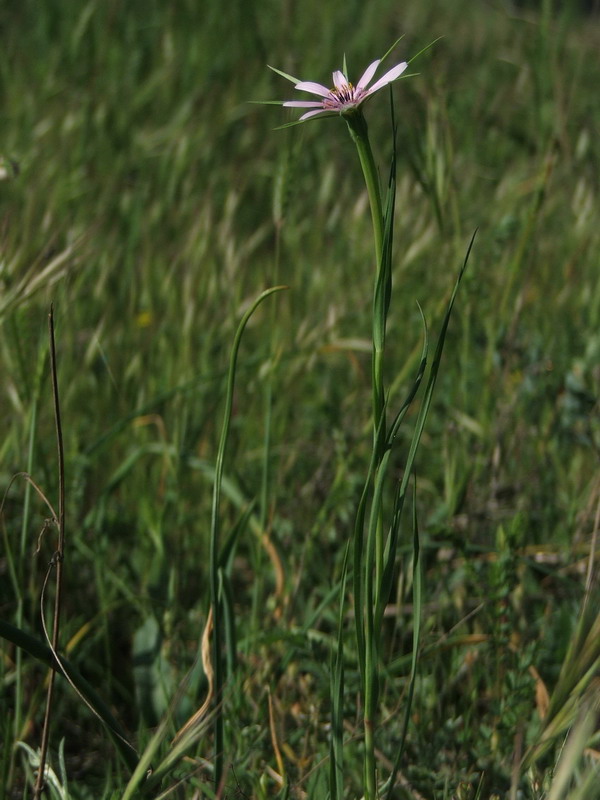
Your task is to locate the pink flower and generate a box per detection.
[281,59,408,121]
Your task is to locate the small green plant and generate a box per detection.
[270,43,472,798]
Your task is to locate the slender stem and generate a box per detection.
[346,111,387,800]
[364,528,377,800]
[34,306,66,800]
[347,112,387,436]
[346,113,384,270]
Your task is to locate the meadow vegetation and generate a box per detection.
[1,0,599,797]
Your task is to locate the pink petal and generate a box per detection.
[299,109,331,120]
[294,80,331,97]
[332,70,347,90]
[356,59,381,89]
[365,62,408,95]
[284,100,325,108]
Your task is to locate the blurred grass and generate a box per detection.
[1,0,600,797]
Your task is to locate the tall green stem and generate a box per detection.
[346,110,387,800]
[346,112,386,432]
[346,113,384,268]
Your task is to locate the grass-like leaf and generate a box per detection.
[0,621,139,773]
[209,285,287,788]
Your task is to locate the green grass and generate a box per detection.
[1,0,600,797]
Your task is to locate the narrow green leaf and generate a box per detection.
[209,285,287,788]
[407,36,444,66]
[329,543,349,800]
[377,231,475,623]
[383,477,422,800]
[0,621,139,773]
[380,37,406,64]
[267,65,301,84]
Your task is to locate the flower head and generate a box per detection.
[280,58,408,121]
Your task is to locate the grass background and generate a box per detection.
[1,0,599,797]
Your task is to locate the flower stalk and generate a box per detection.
[345,112,384,271]
[347,110,389,800]
[345,111,388,443]
[272,53,408,800]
